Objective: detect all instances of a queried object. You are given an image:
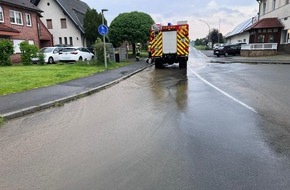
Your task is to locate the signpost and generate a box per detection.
[100,9,108,69]
[98,24,108,36]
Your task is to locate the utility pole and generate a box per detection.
[101,9,108,69]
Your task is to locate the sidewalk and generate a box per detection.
[200,50,290,64]
[0,60,151,120]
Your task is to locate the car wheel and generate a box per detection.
[48,57,54,64]
[79,57,83,61]
[217,55,220,57]
[224,52,228,57]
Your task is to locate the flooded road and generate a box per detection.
[1,49,290,189]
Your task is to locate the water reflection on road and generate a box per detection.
[149,66,188,110]
[1,55,290,189]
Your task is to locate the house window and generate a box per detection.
[64,37,67,45]
[69,37,73,45]
[0,6,4,23]
[268,34,275,43]
[59,37,62,44]
[272,0,276,10]
[46,19,52,29]
[258,34,265,43]
[25,13,32,26]
[60,18,67,29]
[13,40,34,53]
[10,10,23,25]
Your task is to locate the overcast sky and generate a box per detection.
[81,0,258,40]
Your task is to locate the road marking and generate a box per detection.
[188,67,257,113]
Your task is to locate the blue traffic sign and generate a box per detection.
[98,24,108,35]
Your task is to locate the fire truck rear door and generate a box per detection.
[162,31,177,54]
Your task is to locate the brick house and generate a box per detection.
[0,0,53,63]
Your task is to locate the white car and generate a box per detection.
[213,43,224,49]
[32,47,62,64]
[59,47,94,62]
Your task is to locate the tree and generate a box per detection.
[109,11,155,54]
[209,29,224,46]
[84,9,107,46]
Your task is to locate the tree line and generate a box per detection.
[195,29,225,47]
[84,9,154,54]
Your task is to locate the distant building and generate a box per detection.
[0,0,53,63]
[225,18,254,44]
[30,0,91,47]
[256,0,290,53]
[258,0,290,43]
[248,17,284,45]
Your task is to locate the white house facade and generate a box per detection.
[258,0,290,44]
[31,0,90,47]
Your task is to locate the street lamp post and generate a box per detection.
[199,19,211,46]
[101,9,108,69]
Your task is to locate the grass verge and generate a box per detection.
[0,61,130,96]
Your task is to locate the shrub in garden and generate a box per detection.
[37,52,45,65]
[0,39,14,66]
[94,38,105,64]
[19,41,39,65]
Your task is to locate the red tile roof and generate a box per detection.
[249,18,284,29]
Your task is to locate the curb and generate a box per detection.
[1,64,152,121]
[209,59,290,64]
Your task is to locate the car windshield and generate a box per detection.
[62,48,77,52]
[40,47,54,53]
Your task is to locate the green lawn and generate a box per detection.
[0,61,130,96]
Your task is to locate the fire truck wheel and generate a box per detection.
[155,60,163,68]
[179,61,187,69]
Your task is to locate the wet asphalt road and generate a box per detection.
[1,48,290,189]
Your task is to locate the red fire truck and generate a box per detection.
[149,21,189,69]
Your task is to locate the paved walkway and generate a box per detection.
[0,60,151,120]
[200,50,290,64]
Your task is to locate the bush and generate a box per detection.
[0,39,14,66]
[94,38,111,65]
[38,52,45,65]
[94,38,105,63]
[20,41,39,65]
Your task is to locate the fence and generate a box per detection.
[241,43,278,50]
